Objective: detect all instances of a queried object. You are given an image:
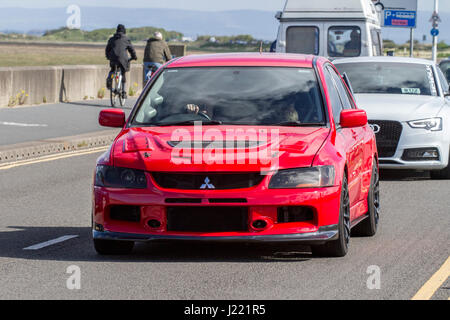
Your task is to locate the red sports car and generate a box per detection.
[93,53,379,257]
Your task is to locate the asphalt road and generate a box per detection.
[0,99,135,146]
[0,151,448,300]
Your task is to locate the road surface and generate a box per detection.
[0,99,135,146]
[0,151,448,300]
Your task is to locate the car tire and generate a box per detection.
[352,159,380,237]
[430,152,450,180]
[311,175,350,257]
[93,239,134,255]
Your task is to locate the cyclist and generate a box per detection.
[143,32,172,82]
[106,24,137,99]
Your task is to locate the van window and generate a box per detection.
[371,28,382,56]
[328,26,361,57]
[286,26,319,55]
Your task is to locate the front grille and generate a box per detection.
[151,173,265,190]
[277,206,314,223]
[109,205,141,222]
[369,120,403,158]
[166,206,249,232]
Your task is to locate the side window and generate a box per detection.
[371,29,382,56]
[286,26,319,55]
[328,26,361,57]
[323,66,344,125]
[436,67,449,95]
[328,66,354,109]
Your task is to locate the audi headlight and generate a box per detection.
[269,166,335,189]
[95,165,147,189]
[407,118,442,131]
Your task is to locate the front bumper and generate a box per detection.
[378,123,449,170]
[93,224,338,245]
[92,178,342,242]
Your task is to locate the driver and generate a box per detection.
[185,103,214,118]
[343,30,361,56]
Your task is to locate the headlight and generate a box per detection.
[268,166,335,189]
[407,118,442,131]
[95,165,147,189]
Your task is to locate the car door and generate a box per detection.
[324,64,363,213]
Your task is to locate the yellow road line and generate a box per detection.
[412,256,450,300]
[0,147,108,170]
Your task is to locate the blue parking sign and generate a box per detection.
[384,10,417,28]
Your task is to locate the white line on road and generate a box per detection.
[0,121,48,127]
[23,235,79,250]
[0,146,108,170]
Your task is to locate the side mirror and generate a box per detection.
[99,109,126,128]
[340,109,367,128]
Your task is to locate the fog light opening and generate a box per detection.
[252,219,268,230]
[148,219,162,229]
[402,148,440,161]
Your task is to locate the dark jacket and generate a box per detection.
[106,32,137,72]
[144,38,172,64]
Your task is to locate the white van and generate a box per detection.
[275,0,382,58]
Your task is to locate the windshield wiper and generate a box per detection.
[155,120,223,126]
[271,121,325,127]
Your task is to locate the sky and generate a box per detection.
[1,0,449,12]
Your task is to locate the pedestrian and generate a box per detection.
[143,32,172,82]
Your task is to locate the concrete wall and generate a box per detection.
[169,44,186,58]
[0,64,144,107]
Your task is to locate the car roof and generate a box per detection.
[167,53,317,68]
[333,56,435,66]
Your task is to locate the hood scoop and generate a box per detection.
[167,140,266,149]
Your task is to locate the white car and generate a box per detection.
[334,57,450,179]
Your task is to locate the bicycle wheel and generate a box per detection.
[119,73,126,107]
[110,68,119,107]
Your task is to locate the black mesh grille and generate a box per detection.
[109,206,141,222]
[151,173,265,190]
[166,207,249,232]
[369,120,403,158]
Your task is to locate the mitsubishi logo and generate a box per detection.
[200,177,215,189]
[370,124,381,134]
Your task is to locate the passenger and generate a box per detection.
[343,30,361,56]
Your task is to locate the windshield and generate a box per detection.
[132,67,326,126]
[335,62,438,96]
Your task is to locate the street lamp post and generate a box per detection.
[431,0,439,63]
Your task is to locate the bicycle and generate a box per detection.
[109,64,127,108]
[144,64,160,84]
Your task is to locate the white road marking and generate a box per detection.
[0,146,108,170]
[23,235,78,250]
[0,121,48,127]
